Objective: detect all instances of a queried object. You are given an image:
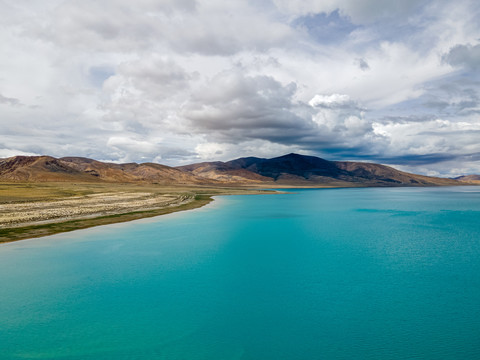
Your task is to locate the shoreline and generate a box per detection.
[0,194,214,244]
[1,182,474,244]
[0,183,276,244]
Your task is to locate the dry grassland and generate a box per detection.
[0,182,271,243]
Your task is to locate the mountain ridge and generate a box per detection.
[176,153,460,186]
[455,174,480,183]
[0,155,206,184]
[0,153,467,187]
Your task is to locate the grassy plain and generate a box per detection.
[0,182,271,243]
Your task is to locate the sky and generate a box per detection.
[1,0,480,176]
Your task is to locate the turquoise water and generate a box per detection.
[1,187,480,359]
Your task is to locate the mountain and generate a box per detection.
[0,156,204,184]
[0,153,464,187]
[60,157,204,184]
[0,156,93,182]
[455,175,480,184]
[177,153,460,186]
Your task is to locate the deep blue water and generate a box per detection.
[1,187,480,359]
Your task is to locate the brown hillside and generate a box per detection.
[0,156,94,182]
[334,161,459,186]
[455,175,480,184]
[0,156,204,184]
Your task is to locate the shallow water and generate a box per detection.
[1,187,480,359]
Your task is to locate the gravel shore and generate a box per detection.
[0,192,194,228]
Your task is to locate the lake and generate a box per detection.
[1,187,480,359]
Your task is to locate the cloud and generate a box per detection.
[0,94,21,106]
[183,71,304,132]
[443,43,480,70]
[194,140,305,162]
[309,94,358,109]
[37,0,197,52]
[307,93,384,155]
[0,148,39,159]
[355,58,370,71]
[377,74,480,121]
[88,66,115,88]
[336,0,425,24]
[393,153,480,178]
[182,71,382,157]
[273,0,426,24]
[37,0,295,56]
[372,118,480,163]
[104,56,195,100]
[1,0,480,176]
[293,10,359,44]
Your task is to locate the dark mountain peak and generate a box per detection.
[252,153,339,180]
[274,153,305,159]
[267,153,333,166]
[268,153,314,163]
[225,156,265,169]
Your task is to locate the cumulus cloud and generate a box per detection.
[307,93,384,155]
[309,94,357,108]
[183,72,304,132]
[183,75,383,157]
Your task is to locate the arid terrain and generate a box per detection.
[0,182,271,243]
[0,153,468,186]
[1,191,193,228]
[1,153,477,243]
